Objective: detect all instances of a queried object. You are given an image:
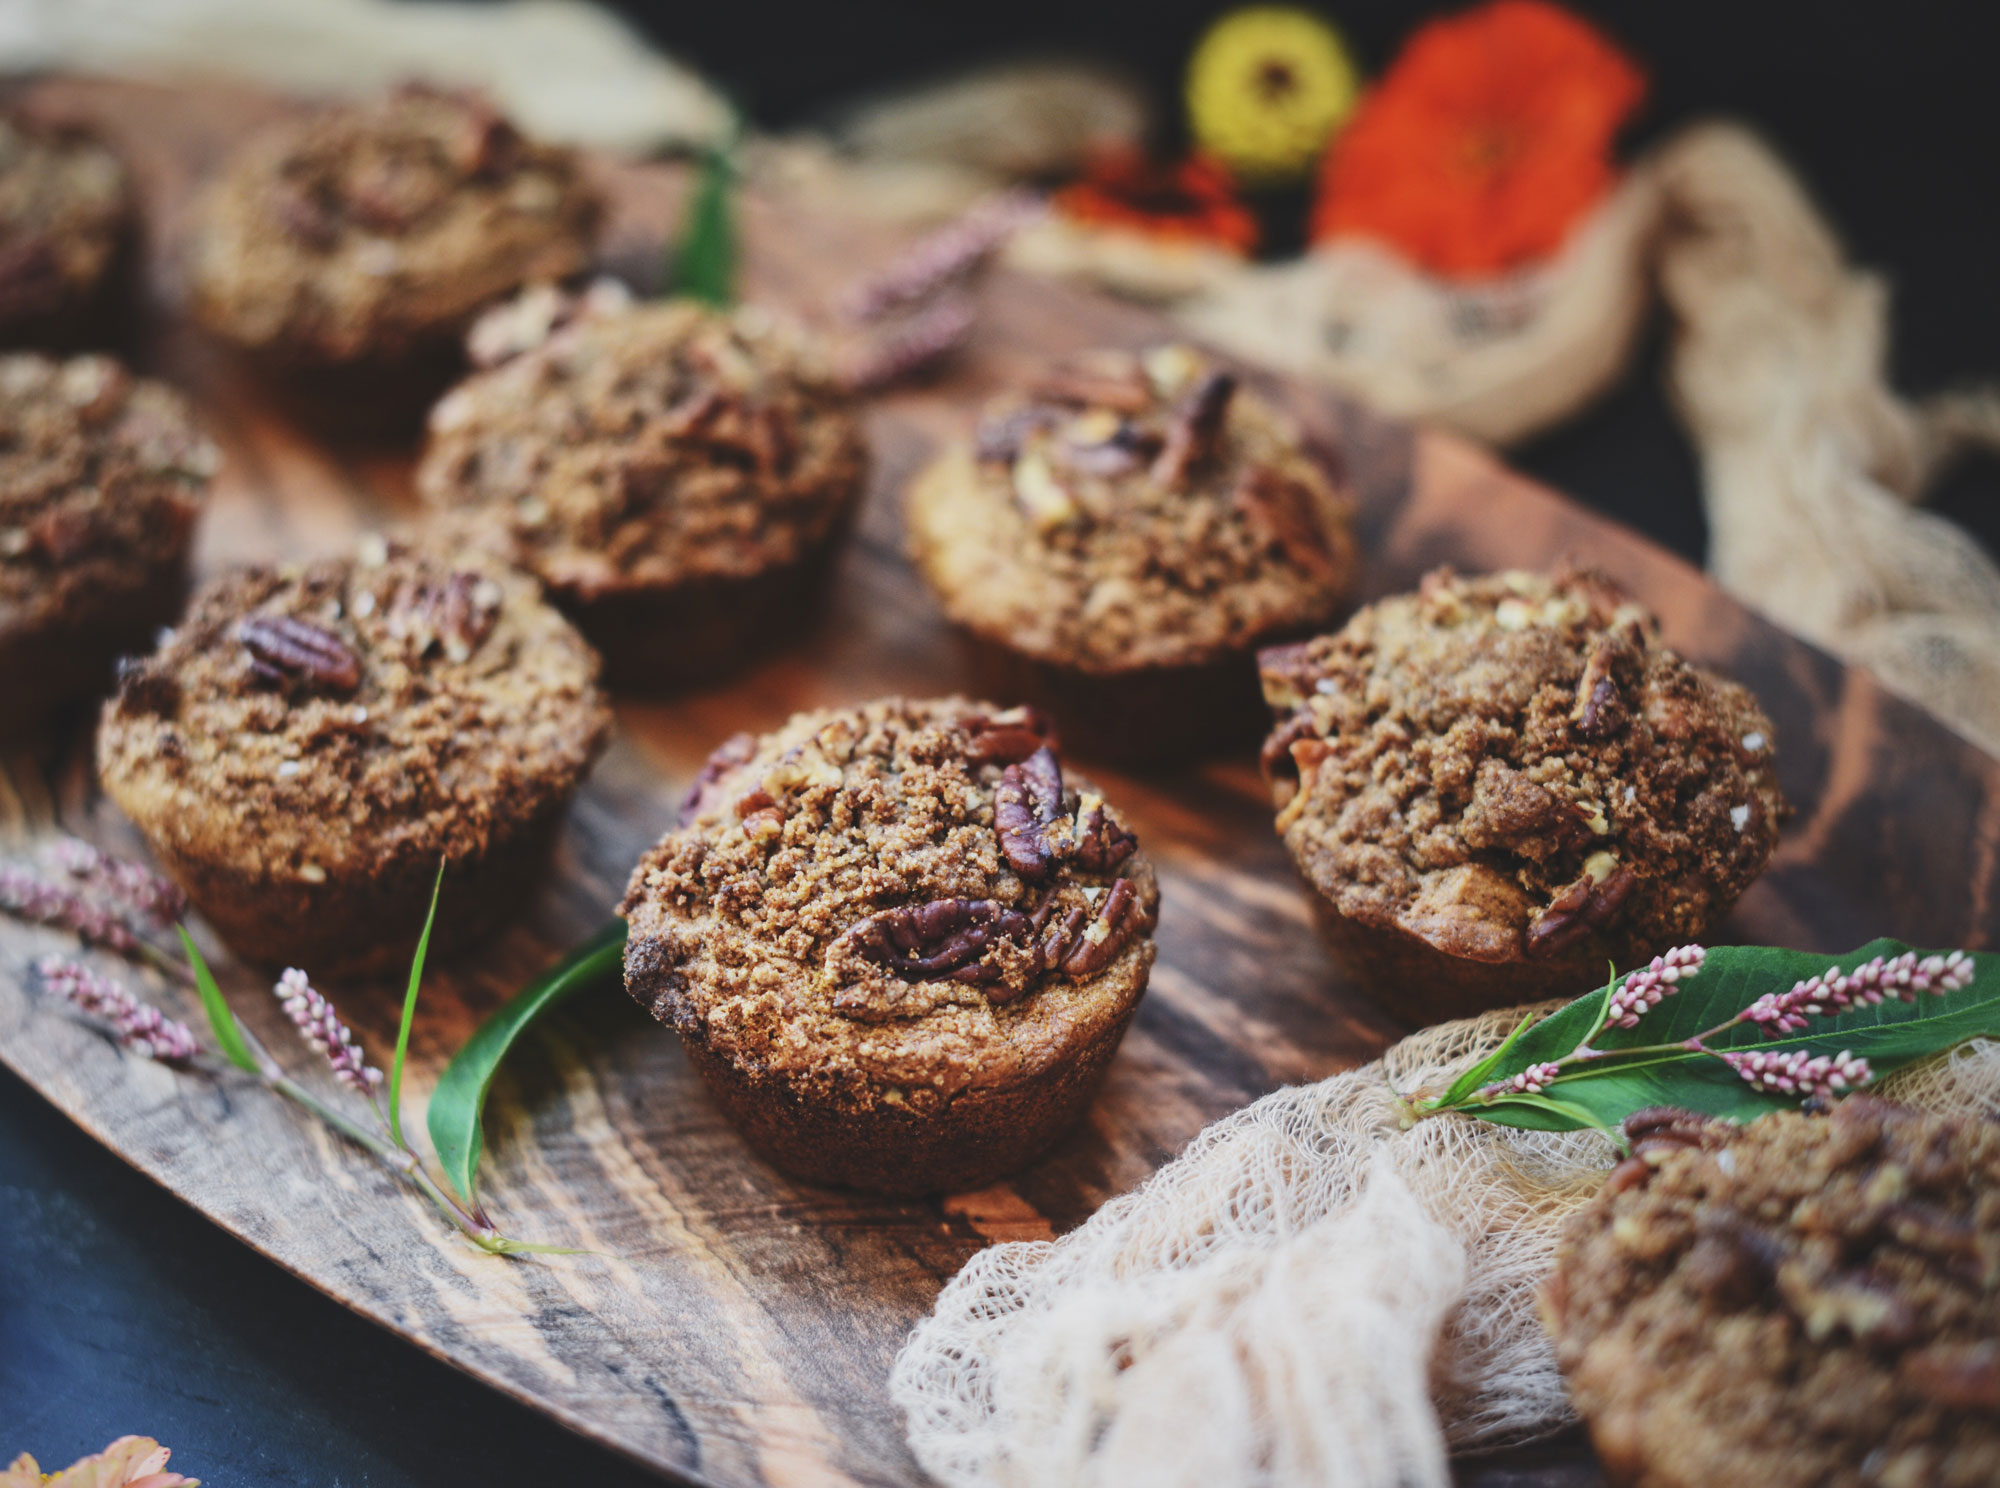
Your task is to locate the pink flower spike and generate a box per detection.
[275,968,383,1096]
[1481,1061,1564,1099]
[36,955,199,1065]
[45,836,186,929]
[1723,1047,1872,1100]
[1,864,159,962]
[1603,945,1706,1029]
[843,188,1043,322]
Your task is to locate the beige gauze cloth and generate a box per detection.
[1173,122,2000,757]
[892,1009,2000,1488]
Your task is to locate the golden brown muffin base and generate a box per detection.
[159,788,569,978]
[561,520,849,694]
[664,969,1143,1193]
[1301,884,1652,1025]
[955,626,1270,768]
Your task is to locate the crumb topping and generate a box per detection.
[0,111,129,323]
[188,86,599,360]
[620,698,1158,1105]
[417,299,867,598]
[1549,1100,2000,1488]
[97,539,610,883]
[907,344,1356,670]
[1260,567,1787,964]
[0,354,214,631]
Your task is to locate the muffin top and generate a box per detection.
[0,354,215,636]
[1259,567,1786,967]
[187,86,599,362]
[417,297,867,600]
[98,539,610,884]
[906,344,1356,671]
[0,110,130,327]
[621,697,1158,1109]
[1547,1100,2000,1488]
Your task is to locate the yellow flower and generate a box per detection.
[1186,7,1361,184]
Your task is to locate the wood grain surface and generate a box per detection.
[1,77,1996,1488]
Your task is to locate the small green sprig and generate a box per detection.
[181,867,578,1256]
[1407,939,1997,1138]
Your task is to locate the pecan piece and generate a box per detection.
[1233,464,1338,583]
[840,898,1031,983]
[1902,1341,2000,1411]
[961,707,1057,766]
[974,404,1062,464]
[679,731,757,822]
[1060,878,1145,978]
[1571,637,1629,740]
[449,101,521,178]
[1071,791,1137,873]
[1525,863,1637,959]
[994,745,1068,881]
[1032,363,1155,414]
[383,571,500,663]
[1150,370,1236,490]
[238,614,361,693]
[269,179,338,249]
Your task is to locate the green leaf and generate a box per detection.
[1471,1092,1619,1134]
[178,925,260,1074]
[387,861,445,1148]
[670,130,738,308]
[427,919,627,1206]
[1446,941,2000,1135]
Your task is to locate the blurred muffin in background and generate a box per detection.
[417,291,867,692]
[0,353,214,740]
[186,85,599,377]
[907,343,1356,765]
[0,109,133,346]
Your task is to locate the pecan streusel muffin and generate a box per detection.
[186,86,599,368]
[0,110,132,343]
[97,540,610,975]
[906,344,1356,764]
[1544,1100,2000,1488]
[417,295,867,689]
[621,698,1159,1193]
[1259,567,1787,1021]
[0,354,214,738]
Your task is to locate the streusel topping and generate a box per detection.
[908,344,1355,669]
[418,298,866,598]
[621,697,1157,1103]
[98,539,609,883]
[1261,567,1786,963]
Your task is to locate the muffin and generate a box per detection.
[1259,567,1786,1022]
[186,85,598,372]
[905,343,1356,765]
[0,354,215,739]
[97,539,610,976]
[621,697,1159,1193]
[0,110,132,344]
[416,296,867,690]
[1544,1100,2000,1488]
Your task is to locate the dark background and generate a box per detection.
[5,1,1997,1480]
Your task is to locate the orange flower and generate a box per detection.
[1054,148,1259,255]
[1311,0,1645,277]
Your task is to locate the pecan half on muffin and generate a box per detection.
[186,86,598,370]
[416,296,867,690]
[1260,567,1786,1021]
[97,539,610,976]
[622,697,1159,1193]
[0,109,133,343]
[1545,1100,2000,1488]
[1,354,214,739]
[906,344,1356,765]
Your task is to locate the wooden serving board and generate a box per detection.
[2,78,1997,1488]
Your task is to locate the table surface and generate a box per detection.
[5,3,1999,1482]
